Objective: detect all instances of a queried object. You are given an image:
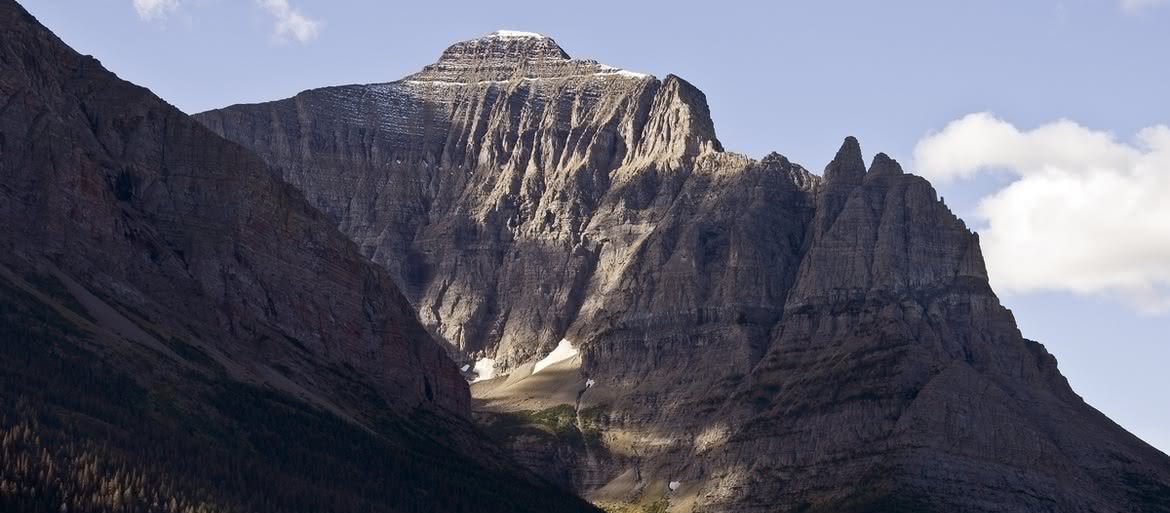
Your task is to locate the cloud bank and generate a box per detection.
[914,113,1170,314]
[258,0,321,43]
[133,0,179,20]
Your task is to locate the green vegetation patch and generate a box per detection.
[483,404,587,442]
[530,403,578,433]
[598,497,669,513]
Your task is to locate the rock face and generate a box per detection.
[0,5,599,512]
[196,32,1170,512]
[0,0,464,416]
[196,31,719,369]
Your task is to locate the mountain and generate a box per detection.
[0,4,600,512]
[196,31,1170,512]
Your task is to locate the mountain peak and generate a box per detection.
[430,30,569,70]
[406,31,656,84]
[453,29,568,58]
[824,136,866,186]
[867,152,905,177]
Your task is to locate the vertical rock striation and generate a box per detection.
[196,32,723,369]
[196,31,1170,512]
[0,5,601,512]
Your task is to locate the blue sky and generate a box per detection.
[18,0,1169,453]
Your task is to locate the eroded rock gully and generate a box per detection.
[196,31,1170,512]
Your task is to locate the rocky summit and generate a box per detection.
[196,31,718,365]
[0,2,1165,510]
[196,30,1170,512]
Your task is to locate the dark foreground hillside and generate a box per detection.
[0,1,598,512]
[0,272,592,513]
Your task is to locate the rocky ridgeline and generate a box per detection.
[196,32,1170,512]
[196,32,719,368]
[0,5,606,512]
[410,30,613,82]
[0,1,467,416]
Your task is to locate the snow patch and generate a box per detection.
[669,481,681,492]
[612,69,650,79]
[488,30,547,39]
[460,364,470,372]
[585,378,596,388]
[532,338,578,374]
[470,358,496,383]
[597,65,651,79]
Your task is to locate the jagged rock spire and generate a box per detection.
[824,136,866,187]
[813,136,867,232]
[196,28,1170,511]
[867,152,905,178]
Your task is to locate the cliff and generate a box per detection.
[0,5,599,512]
[196,31,1170,512]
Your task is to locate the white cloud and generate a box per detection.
[1120,0,1168,12]
[258,0,322,43]
[133,0,179,20]
[914,113,1170,314]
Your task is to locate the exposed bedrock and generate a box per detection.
[196,31,1170,512]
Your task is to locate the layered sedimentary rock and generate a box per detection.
[196,31,1170,512]
[0,6,598,512]
[196,31,718,368]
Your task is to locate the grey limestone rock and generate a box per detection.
[195,31,1170,513]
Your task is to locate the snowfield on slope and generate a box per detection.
[471,357,497,383]
[533,338,579,374]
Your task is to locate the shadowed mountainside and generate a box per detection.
[0,4,599,512]
[197,31,1170,512]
